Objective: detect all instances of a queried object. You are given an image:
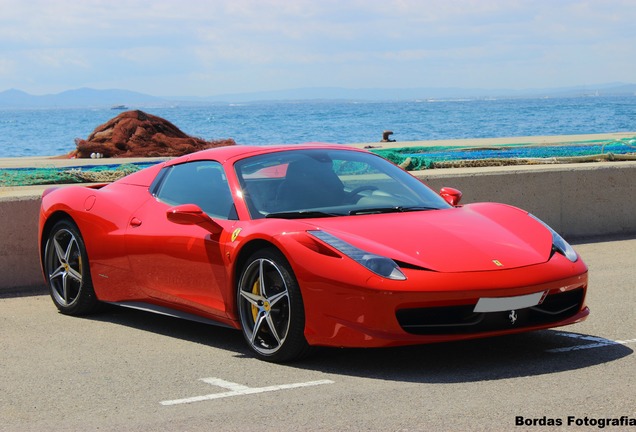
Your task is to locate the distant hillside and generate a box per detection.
[0,88,167,108]
[1,83,635,107]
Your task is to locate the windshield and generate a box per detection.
[234,148,451,219]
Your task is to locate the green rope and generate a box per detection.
[0,164,140,187]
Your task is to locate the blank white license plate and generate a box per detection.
[473,291,546,313]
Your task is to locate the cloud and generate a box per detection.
[0,0,635,95]
[0,58,16,77]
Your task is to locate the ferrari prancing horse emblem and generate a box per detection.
[492,259,503,267]
[509,310,518,325]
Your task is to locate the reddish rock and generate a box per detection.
[71,110,235,158]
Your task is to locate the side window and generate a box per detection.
[155,161,237,220]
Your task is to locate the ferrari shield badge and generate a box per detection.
[231,228,242,242]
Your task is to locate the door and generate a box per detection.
[125,160,238,318]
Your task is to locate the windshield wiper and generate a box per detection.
[266,210,340,219]
[349,206,438,215]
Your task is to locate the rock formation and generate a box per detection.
[71,110,235,158]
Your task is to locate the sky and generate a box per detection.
[1,0,635,97]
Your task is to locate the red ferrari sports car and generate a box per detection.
[39,144,589,362]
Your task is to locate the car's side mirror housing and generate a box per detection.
[440,187,463,206]
[167,204,222,234]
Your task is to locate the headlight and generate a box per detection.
[308,230,407,280]
[529,214,578,262]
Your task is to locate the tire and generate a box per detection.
[43,219,100,315]
[237,248,310,362]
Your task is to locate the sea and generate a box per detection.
[1,96,636,158]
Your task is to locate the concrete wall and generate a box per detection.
[1,161,635,291]
[0,194,43,290]
[415,161,636,238]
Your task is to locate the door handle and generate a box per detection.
[130,217,142,227]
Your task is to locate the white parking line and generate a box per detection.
[161,377,335,406]
[546,332,636,353]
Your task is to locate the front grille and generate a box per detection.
[396,288,585,335]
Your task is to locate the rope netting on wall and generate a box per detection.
[372,137,636,170]
[0,163,147,187]
[2,137,635,186]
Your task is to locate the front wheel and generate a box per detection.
[43,219,99,315]
[237,248,310,362]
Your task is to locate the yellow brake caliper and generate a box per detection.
[251,278,260,322]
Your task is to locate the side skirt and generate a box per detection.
[106,301,235,329]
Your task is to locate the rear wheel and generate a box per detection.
[43,219,99,315]
[237,248,310,362]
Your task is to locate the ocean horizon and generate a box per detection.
[1,96,636,158]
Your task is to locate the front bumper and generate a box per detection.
[295,254,588,348]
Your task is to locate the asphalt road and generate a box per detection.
[1,236,635,432]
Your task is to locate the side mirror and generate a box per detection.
[440,187,463,206]
[167,204,222,234]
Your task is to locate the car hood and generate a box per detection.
[306,203,553,272]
